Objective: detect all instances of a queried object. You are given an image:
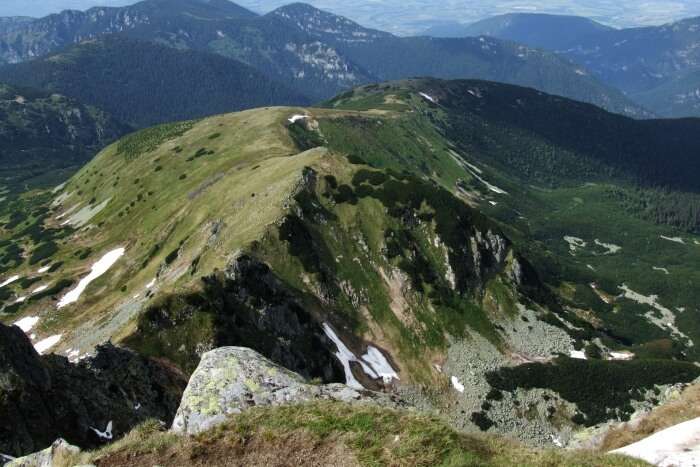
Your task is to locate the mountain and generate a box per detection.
[0,0,256,64]
[0,82,129,194]
[0,0,377,102]
[420,13,700,118]
[0,16,34,33]
[2,79,700,457]
[0,0,650,117]
[633,69,700,118]
[561,16,700,97]
[424,13,613,50]
[0,35,310,128]
[268,3,650,118]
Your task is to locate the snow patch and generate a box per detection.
[322,323,399,388]
[322,323,363,389]
[14,296,27,303]
[419,92,436,104]
[619,284,690,344]
[447,148,507,194]
[471,171,508,195]
[32,285,48,294]
[660,235,685,244]
[34,334,62,354]
[564,236,587,253]
[594,239,621,254]
[0,275,20,288]
[450,376,465,393]
[288,114,308,124]
[57,248,125,308]
[37,266,51,274]
[570,350,587,360]
[611,416,700,466]
[13,316,39,332]
[145,278,156,289]
[65,198,111,227]
[361,346,399,383]
[609,351,635,361]
[55,202,81,220]
[653,267,670,275]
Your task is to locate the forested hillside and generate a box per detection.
[0,36,309,128]
[0,83,128,193]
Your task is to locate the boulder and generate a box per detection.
[172,346,405,435]
[5,439,79,467]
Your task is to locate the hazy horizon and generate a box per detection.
[2,0,700,35]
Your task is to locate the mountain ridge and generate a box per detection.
[0,0,651,118]
[2,79,700,454]
[0,35,310,128]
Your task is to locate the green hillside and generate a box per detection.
[0,0,649,118]
[633,69,700,118]
[2,79,699,448]
[0,82,129,195]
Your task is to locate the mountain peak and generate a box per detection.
[131,0,257,19]
[269,2,392,42]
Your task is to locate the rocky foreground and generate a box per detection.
[1,330,651,466]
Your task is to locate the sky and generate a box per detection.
[3,0,700,35]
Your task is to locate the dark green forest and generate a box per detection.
[0,36,309,128]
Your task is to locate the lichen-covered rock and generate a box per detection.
[171,346,405,435]
[5,439,79,467]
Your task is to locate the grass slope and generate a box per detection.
[61,402,647,467]
[3,79,700,440]
[323,79,700,360]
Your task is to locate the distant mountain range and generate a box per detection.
[0,0,649,118]
[0,35,309,128]
[424,13,613,50]
[425,12,700,118]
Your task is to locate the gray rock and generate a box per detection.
[171,346,404,435]
[6,439,79,467]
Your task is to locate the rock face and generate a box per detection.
[127,253,346,381]
[5,439,79,467]
[0,323,187,458]
[172,346,405,435]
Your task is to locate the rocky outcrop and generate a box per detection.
[127,253,346,381]
[0,323,187,458]
[5,439,79,467]
[172,346,406,435]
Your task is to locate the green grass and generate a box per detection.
[65,402,648,467]
[116,120,196,161]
